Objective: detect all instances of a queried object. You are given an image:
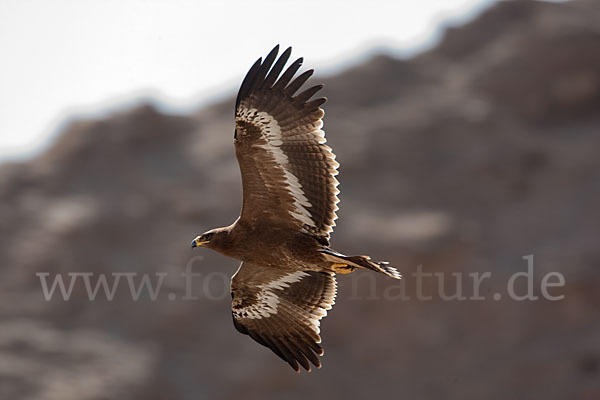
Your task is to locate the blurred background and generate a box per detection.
[1,0,599,399]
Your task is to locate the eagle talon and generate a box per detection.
[331,263,355,274]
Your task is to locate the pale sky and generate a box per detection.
[0,0,496,162]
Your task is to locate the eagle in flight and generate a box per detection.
[191,45,401,372]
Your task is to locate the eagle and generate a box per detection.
[191,45,401,372]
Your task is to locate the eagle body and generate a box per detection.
[191,45,401,372]
[206,220,327,271]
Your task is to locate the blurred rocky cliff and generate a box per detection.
[1,1,599,399]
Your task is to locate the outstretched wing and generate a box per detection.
[234,45,340,243]
[230,262,337,372]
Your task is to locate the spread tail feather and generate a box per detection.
[319,249,402,279]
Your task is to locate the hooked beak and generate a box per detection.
[191,238,209,248]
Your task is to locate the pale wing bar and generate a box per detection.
[234,45,340,241]
[231,262,337,372]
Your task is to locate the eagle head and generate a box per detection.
[191,227,231,250]
[191,231,215,248]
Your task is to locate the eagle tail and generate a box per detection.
[319,249,402,280]
[343,255,402,280]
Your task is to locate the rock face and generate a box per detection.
[1,1,599,398]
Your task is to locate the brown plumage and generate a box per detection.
[191,45,401,372]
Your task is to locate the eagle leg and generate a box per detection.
[331,263,355,274]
